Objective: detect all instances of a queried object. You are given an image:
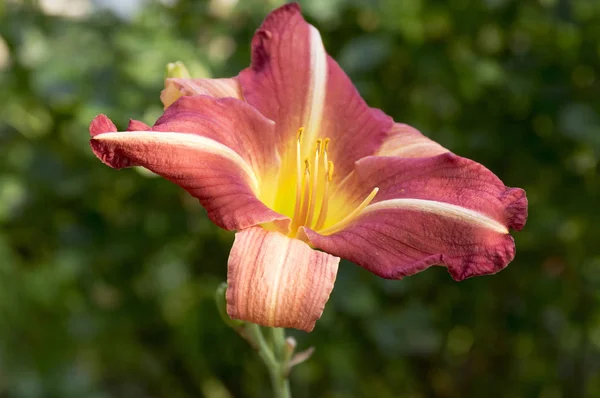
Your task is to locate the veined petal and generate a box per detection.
[161,77,242,109]
[89,95,288,231]
[356,153,527,230]
[303,204,518,281]
[377,123,448,158]
[226,226,339,332]
[304,153,527,281]
[239,3,325,157]
[153,95,280,180]
[319,57,394,181]
[239,3,393,185]
[91,129,288,231]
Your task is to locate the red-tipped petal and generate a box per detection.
[161,77,242,109]
[227,226,339,332]
[90,114,117,137]
[89,95,288,231]
[305,153,527,281]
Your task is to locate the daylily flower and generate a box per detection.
[89,4,527,332]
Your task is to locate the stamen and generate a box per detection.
[291,127,304,225]
[321,138,329,173]
[313,160,334,231]
[296,159,312,229]
[316,187,379,235]
[304,140,322,228]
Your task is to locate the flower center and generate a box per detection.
[287,127,378,237]
[289,128,332,233]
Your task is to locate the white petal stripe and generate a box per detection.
[302,25,328,152]
[92,131,260,193]
[363,198,509,234]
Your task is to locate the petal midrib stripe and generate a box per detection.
[94,131,260,193]
[363,198,508,234]
[302,25,328,152]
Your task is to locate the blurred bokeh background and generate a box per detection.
[1,0,599,396]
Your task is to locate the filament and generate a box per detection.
[291,127,304,226]
[317,187,379,236]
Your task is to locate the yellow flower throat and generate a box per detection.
[267,127,378,238]
[290,128,332,232]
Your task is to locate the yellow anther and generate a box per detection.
[327,161,334,181]
[297,127,304,142]
[287,131,341,234]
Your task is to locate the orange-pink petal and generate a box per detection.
[304,153,527,281]
[226,226,339,332]
[161,77,243,109]
[153,96,279,179]
[89,95,288,232]
[377,123,448,158]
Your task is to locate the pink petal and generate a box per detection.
[304,153,527,281]
[377,123,448,158]
[346,153,527,230]
[152,96,279,179]
[238,3,393,181]
[89,96,288,231]
[161,77,242,109]
[227,226,339,332]
[127,119,151,131]
[90,114,117,137]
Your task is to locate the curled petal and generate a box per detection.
[303,203,518,281]
[161,77,243,109]
[377,123,448,158]
[91,129,287,231]
[227,226,339,332]
[305,153,527,281]
[339,153,527,230]
[90,114,117,137]
[89,96,287,231]
[362,153,527,229]
[153,96,279,179]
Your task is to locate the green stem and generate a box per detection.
[247,324,291,398]
[215,284,293,398]
[270,327,286,359]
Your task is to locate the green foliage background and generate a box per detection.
[0,0,599,396]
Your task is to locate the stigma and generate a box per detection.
[289,127,378,237]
